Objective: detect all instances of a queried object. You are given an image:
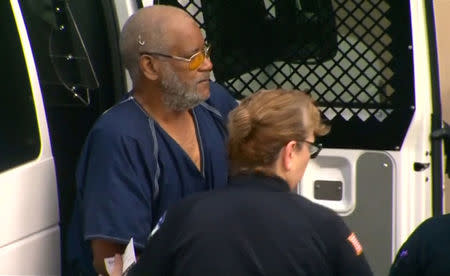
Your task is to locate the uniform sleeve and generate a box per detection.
[321,212,373,276]
[78,128,153,249]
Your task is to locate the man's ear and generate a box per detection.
[139,55,160,81]
[282,141,297,171]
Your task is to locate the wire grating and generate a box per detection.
[161,0,414,149]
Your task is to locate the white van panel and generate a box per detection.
[0,226,61,275]
[113,0,139,31]
[0,158,59,248]
[0,226,60,275]
[301,149,396,216]
[390,0,434,252]
[301,149,360,216]
[0,1,61,274]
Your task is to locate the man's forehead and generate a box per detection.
[166,23,204,49]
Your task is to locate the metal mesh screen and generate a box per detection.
[159,0,415,150]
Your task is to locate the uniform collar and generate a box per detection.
[228,172,291,193]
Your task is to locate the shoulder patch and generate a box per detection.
[347,232,363,256]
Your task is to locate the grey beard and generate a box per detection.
[160,66,206,111]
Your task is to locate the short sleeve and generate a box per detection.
[78,128,153,249]
[321,212,373,276]
[208,81,238,119]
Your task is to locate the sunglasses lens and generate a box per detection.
[189,52,204,70]
[310,144,322,159]
[188,45,211,70]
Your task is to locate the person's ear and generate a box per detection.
[139,55,160,81]
[282,141,297,171]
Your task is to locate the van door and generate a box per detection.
[0,0,60,274]
[150,1,441,275]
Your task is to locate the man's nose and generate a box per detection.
[198,55,213,71]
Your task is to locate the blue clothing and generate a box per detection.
[66,82,237,274]
[128,173,373,276]
[389,214,450,276]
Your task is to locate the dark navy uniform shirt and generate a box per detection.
[66,82,237,274]
[390,214,450,276]
[128,173,373,276]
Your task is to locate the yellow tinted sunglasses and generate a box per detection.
[140,43,211,71]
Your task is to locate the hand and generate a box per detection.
[110,254,124,276]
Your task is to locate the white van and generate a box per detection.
[1,0,448,275]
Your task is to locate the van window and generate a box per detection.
[163,0,415,150]
[0,1,40,173]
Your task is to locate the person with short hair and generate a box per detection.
[119,89,373,276]
[66,5,237,275]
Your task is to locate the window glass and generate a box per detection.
[0,1,40,172]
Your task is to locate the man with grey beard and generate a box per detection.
[66,5,237,275]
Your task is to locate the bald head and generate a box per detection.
[120,5,197,83]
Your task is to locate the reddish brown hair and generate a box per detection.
[227,89,330,175]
